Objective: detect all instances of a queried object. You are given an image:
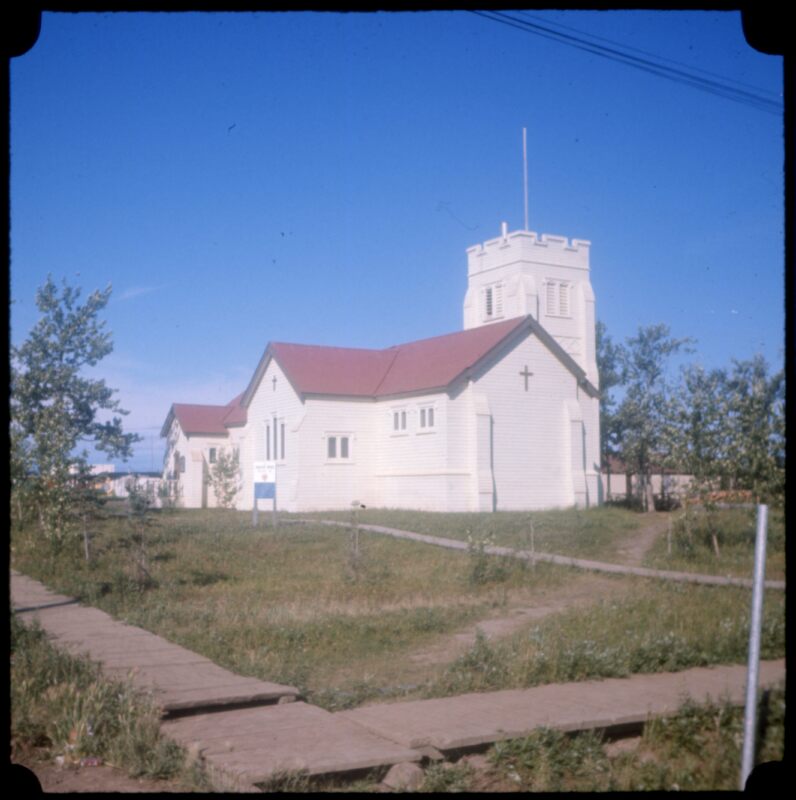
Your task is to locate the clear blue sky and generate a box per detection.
[10,10,784,473]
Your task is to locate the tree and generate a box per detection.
[615,324,693,511]
[205,448,242,509]
[723,355,784,503]
[10,276,140,546]
[671,363,729,489]
[595,321,624,500]
[125,477,155,588]
[672,356,784,505]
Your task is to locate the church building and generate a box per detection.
[160,223,602,512]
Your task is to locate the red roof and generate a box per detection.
[165,314,598,438]
[166,394,246,437]
[268,317,527,398]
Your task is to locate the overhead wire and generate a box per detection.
[471,10,782,115]
[517,10,781,100]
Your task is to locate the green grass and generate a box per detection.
[11,508,567,708]
[11,505,785,712]
[643,505,785,579]
[300,505,642,560]
[10,615,210,790]
[482,687,785,792]
[426,579,785,697]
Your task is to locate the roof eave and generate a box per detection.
[160,405,176,438]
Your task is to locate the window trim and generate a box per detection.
[417,403,437,434]
[545,279,573,318]
[481,282,504,322]
[325,432,353,463]
[391,406,409,436]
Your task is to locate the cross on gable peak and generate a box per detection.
[519,365,534,391]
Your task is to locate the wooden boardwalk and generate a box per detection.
[11,571,299,714]
[314,519,786,591]
[11,570,785,791]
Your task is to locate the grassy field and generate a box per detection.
[301,504,642,560]
[11,504,785,712]
[643,505,785,580]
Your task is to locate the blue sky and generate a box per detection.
[10,10,784,473]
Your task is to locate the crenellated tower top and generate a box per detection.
[463,222,598,385]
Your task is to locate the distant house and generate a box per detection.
[69,463,115,494]
[162,223,603,513]
[110,471,171,507]
[601,455,693,506]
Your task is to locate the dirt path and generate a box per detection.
[406,515,671,670]
[408,572,627,668]
[12,753,189,793]
[613,512,671,566]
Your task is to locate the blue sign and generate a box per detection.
[254,482,275,499]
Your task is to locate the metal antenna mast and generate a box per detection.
[523,127,529,231]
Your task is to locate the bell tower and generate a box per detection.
[462,222,598,385]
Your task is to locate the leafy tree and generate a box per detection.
[205,448,241,509]
[615,324,693,511]
[723,355,784,503]
[671,364,728,488]
[10,276,139,546]
[672,356,784,505]
[595,321,624,500]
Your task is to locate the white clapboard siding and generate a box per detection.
[242,357,306,512]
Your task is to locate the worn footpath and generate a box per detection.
[11,564,785,791]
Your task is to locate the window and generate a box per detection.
[482,283,503,321]
[280,423,285,460]
[545,280,572,317]
[179,455,186,473]
[327,434,352,460]
[208,448,217,464]
[266,425,271,460]
[419,405,436,431]
[392,408,407,433]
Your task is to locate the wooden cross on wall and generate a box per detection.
[519,365,534,391]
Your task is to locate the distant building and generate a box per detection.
[69,463,115,493]
[602,455,693,507]
[162,223,602,512]
[110,471,171,507]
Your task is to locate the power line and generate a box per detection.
[517,10,781,101]
[471,10,782,115]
